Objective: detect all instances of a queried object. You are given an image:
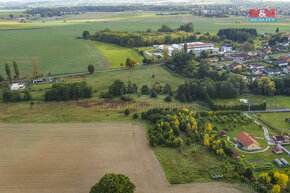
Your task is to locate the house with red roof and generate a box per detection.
[273,146,283,154]
[219,130,227,137]
[236,132,261,151]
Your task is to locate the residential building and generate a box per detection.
[252,68,263,75]
[236,132,261,151]
[249,63,264,69]
[278,60,288,67]
[273,135,287,144]
[10,83,25,91]
[219,130,227,137]
[283,66,290,74]
[221,43,232,53]
[264,48,272,54]
[263,68,281,75]
[230,62,242,70]
[273,146,283,154]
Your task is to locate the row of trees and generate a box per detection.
[217,28,257,43]
[105,80,173,99]
[85,24,221,48]
[158,23,194,33]
[108,80,138,97]
[2,89,31,102]
[45,82,92,101]
[4,59,40,82]
[176,78,243,102]
[4,61,20,83]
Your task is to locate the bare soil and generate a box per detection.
[0,122,251,193]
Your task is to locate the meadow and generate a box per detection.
[257,112,290,133]
[0,11,289,77]
[213,95,290,109]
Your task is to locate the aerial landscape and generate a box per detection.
[0,0,289,192]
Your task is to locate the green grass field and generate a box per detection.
[153,144,235,184]
[89,41,143,68]
[257,112,290,133]
[0,11,289,76]
[86,65,185,91]
[213,95,290,109]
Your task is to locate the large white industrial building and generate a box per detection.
[155,42,219,56]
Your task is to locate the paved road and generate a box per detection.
[243,112,276,145]
[9,63,164,83]
[243,109,290,113]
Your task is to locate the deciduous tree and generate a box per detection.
[13,61,20,79]
[90,173,135,193]
[5,63,12,83]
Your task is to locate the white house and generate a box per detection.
[278,60,288,67]
[221,43,233,53]
[283,66,290,74]
[10,83,25,91]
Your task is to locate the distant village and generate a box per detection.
[151,32,290,81]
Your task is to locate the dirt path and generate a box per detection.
[0,122,251,193]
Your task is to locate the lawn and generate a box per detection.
[153,144,236,184]
[257,112,290,133]
[213,95,290,109]
[86,65,185,91]
[89,41,143,68]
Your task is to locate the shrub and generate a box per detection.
[133,113,139,119]
[124,109,130,116]
[164,95,172,102]
[100,92,113,99]
[88,64,95,74]
[120,94,133,101]
[150,90,158,98]
[141,85,149,95]
[2,89,32,102]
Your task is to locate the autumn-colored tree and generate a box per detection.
[271,184,280,193]
[204,133,210,147]
[274,172,288,188]
[206,123,212,131]
[257,77,276,96]
[131,59,137,67]
[163,45,169,60]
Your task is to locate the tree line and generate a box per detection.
[83,24,223,48]
[2,89,31,102]
[176,77,244,103]
[101,79,173,100]
[250,77,290,96]
[45,81,92,101]
[3,60,40,82]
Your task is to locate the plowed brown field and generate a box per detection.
[0,122,250,193]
